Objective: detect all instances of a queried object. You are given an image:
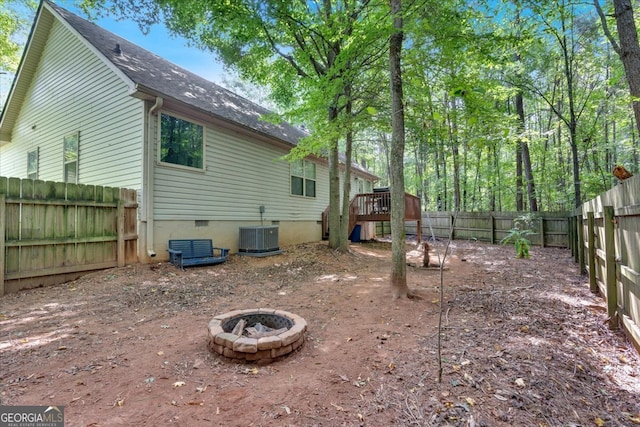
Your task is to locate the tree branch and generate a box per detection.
[261,22,309,78]
[594,0,621,55]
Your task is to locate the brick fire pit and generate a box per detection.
[207,308,307,362]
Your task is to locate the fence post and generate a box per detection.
[0,194,5,297]
[587,211,597,293]
[450,213,455,240]
[577,213,585,274]
[539,217,546,248]
[569,216,575,260]
[567,216,573,256]
[490,215,495,244]
[117,199,125,267]
[573,215,579,263]
[604,206,617,329]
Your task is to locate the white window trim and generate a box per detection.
[290,159,317,198]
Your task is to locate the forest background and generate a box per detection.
[1,0,638,215]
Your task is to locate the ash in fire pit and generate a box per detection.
[207,309,306,362]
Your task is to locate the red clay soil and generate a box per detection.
[1,240,639,426]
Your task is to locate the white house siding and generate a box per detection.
[336,171,374,206]
[0,20,143,190]
[148,110,334,256]
[153,118,329,222]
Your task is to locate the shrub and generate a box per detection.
[501,214,538,259]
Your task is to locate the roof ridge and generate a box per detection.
[45,1,308,146]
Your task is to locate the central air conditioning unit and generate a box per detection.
[238,226,282,257]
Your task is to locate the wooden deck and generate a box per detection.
[322,192,422,241]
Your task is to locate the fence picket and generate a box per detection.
[1,177,138,295]
[396,211,570,247]
[580,176,640,351]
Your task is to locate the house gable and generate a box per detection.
[43,1,310,149]
[0,5,144,188]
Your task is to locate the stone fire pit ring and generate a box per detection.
[207,308,307,362]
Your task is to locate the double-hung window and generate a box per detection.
[290,159,316,197]
[63,132,79,183]
[159,112,204,170]
[27,148,39,180]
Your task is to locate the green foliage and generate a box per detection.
[0,0,37,72]
[501,213,538,258]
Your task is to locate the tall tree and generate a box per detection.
[595,0,640,140]
[517,0,605,207]
[515,87,539,210]
[389,0,409,298]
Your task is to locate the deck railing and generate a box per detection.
[322,192,421,239]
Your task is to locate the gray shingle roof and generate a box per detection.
[47,1,309,147]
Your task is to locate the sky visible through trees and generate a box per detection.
[1,0,639,212]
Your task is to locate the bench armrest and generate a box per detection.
[213,247,230,258]
[167,248,184,269]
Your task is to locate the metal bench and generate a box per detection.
[167,239,230,270]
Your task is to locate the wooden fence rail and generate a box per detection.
[570,175,640,352]
[380,211,569,247]
[1,177,138,296]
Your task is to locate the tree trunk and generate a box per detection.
[597,0,640,137]
[516,135,523,211]
[339,98,353,253]
[559,21,581,208]
[556,122,568,209]
[471,149,481,210]
[569,123,581,207]
[327,106,342,249]
[489,145,496,211]
[447,101,461,211]
[389,0,409,299]
[436,139,445,210]
[515,91,538,211]
[521,141,538,211]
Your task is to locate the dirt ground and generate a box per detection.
[1,239,639,427]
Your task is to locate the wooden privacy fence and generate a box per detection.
[570,175,640,351]
[0,177,138,296]
[392,211,569,247]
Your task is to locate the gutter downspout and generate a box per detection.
[145,96,163,258]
